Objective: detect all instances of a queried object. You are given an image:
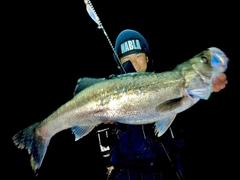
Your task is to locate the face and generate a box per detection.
[120,53,149,72]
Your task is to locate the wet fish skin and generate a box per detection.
[12,47,228,174]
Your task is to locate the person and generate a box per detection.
[75,29,228,180]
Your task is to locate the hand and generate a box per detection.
[212,73,228,92]
[96,120,114,127]
[103,120,115,124]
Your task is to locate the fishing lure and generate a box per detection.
[83,0,126,73]
[84,0,102,29]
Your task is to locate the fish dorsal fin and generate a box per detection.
[73,77,106,95]
[154,115,177,137]
[119,72,145,77]
[156,97,183,112]
[71,125,95,141]
[73,72,149,95]
[105,73,139,79]
[112,72,151,79]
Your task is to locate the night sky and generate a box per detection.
[4,1,238,179]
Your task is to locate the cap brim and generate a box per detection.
[120,49,146,59]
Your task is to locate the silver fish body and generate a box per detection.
[12,47,228,173]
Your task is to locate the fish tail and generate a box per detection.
[12,122,50,174]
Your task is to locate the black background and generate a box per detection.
[3,1,239,179]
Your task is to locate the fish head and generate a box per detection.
[195,47,229,81]
[182,47,229,100]
[190,47,229,75]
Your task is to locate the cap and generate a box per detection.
[113,29,152,74]
[114,29,150,59]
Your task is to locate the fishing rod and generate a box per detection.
[83,0,126,74]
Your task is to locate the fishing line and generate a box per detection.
[83,0,126,73]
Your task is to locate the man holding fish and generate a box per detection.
[91,29,228,180]
[12,29,228,179]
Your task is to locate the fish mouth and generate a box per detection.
[208,47,229,71]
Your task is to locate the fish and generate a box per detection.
[12,47,228,174]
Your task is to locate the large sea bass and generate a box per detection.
[12,47,228,173]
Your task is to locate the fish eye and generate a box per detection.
[201,56,208,64]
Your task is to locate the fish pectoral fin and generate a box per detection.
[154,115,176,137]
[156,97,183,112]
[71,125,95,141]
[187,87,211,100]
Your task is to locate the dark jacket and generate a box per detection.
[109,119,185,176]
